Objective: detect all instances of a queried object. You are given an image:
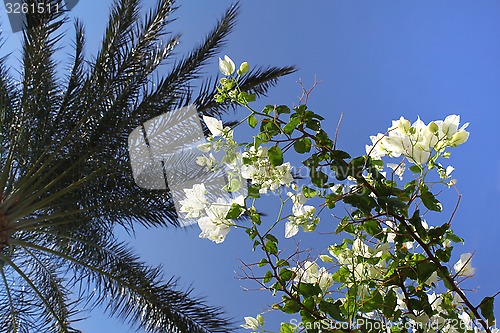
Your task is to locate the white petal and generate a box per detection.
[285,222,299,238]
[202,115,224,136]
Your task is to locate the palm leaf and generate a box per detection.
[0,0,296,331]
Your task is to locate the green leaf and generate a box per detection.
[249,211,261,225]
[225,204,242,219]
[268,145,284,166]
[294,105,307,114]
[280,323,295,333]
[248,115,258,128]
[435,248,452,263]
[264,241,278,255]
[409,209,427,239]
[258,259,268,267]
[260,119,281,137]
[296,283,322,298]
[417,261,436,284]
[276,259,289,267]
[362,290,384,312]
[263,270,273,283]
[445,231,463,243]
[331,150,351,160]
[345,193,377,215]
[336,216,356,234]
[246,228,258,240]
[319,300,345,321]
[265,234,279,244]
[305,119,320,131]
[281,299,301,314]
[276,105,291,114]
[383,290,398,319]
[302,186,317,198]
[409,165,422,173]
[253,136,263,149]
[283,117,301,135]
[310,169,328,188]
[363,219,383,238]
[279,268,293,281]
[420,185,442,212]
[479,296,495,326]
[263,105,274,115]
[294,137,312,154]
[238,91,256,103]
[443,276,454,290]
[248,185,261,198]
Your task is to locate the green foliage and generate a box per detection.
[208,47,494,333]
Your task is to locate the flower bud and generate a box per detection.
[238,61,250,75]
[428,121,439,134]
[319,254,334,263]
[219,55,235,76]
[450,130,469,147]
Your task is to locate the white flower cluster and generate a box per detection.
[366,115,469,168]
[219,54,250,76]
[453,252,475,277]
[285,191,319,238]
[241,146,294,194]
[179,183,245,243]
[197,115,238,168]
[391,289,490,333]
[240,314,264,330]
[329,238,390,283]
[182,116,299,244]
[291,260,334,293]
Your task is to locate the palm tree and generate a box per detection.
[0,0,295,332]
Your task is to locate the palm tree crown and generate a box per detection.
[0,0,295,332]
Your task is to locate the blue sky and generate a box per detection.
[1,0,499,332]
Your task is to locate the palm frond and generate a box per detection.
[195,65,297,117]
[0,0,296,331]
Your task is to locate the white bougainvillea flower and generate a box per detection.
[219,55,235,76]
[458,312,473,329]
[196,153,217,170]
[392,116,411,134]
[366,115,470,169]
[366,133,387,159]
[179,184,208,218]
[284,192,318,238]
[284,221,299,238]
[453,253,475,277]
[409,145,431,165]
[387,162,405,180]
[292,261,333,292]
[441,114,460,138]
[241,147,294,194]
[427,292,443,312]
[197,142,212,153]
[273,162,294,188]
[352,238,372,257]
[197,195,244,244]
[198,216,231,244]
[202,115,224,137]
[240,316,259,330]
